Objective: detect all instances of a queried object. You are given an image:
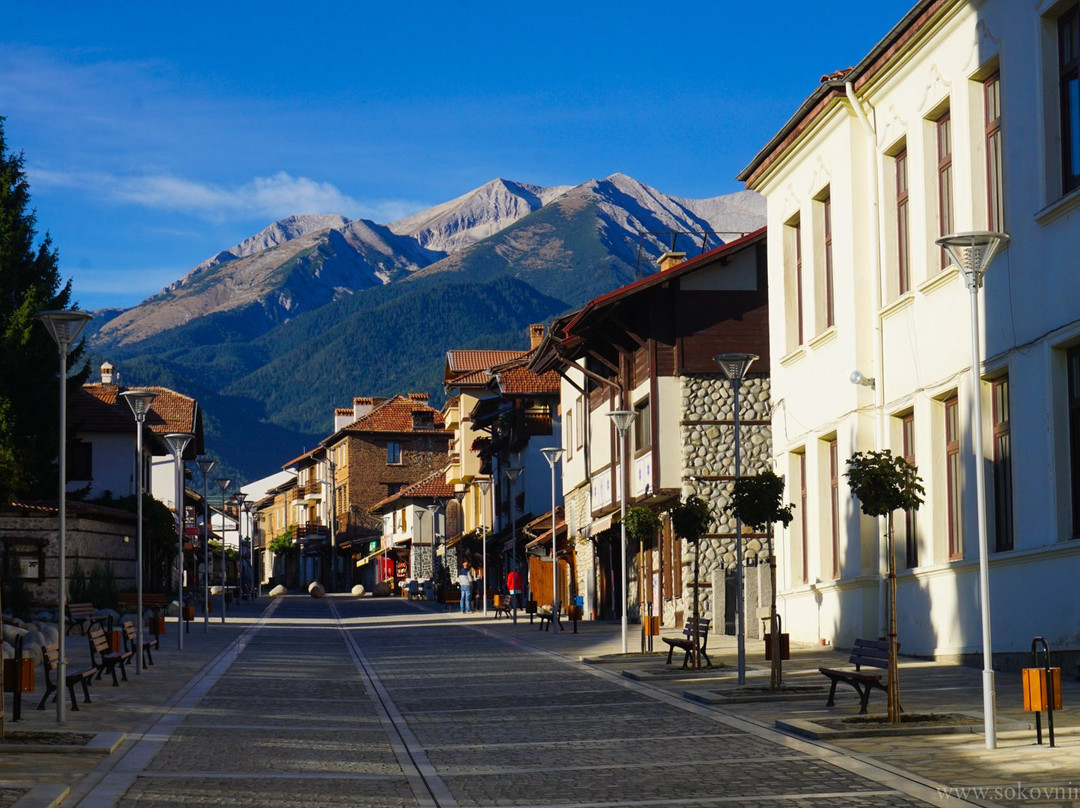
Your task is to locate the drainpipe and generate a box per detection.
[845,80,888,638]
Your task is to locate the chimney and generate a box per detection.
[529,323,545,350]
[657,251,686,272]
[352,396,375,420]
[101,361,114,385]
[407,393,430,402]
[334,408,353,431]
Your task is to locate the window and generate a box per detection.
[566,410,573,460]
[945,396,963,559]
[992,377,1013,551]
[575,396,584,449]
[936,111,954,269]
[795,219,804,345]
[799,452,808,583]
[828,439,840,579]
[386,442,402,464]
[1069,346,1080,536]
[896,148,911,294]
[67,440,92,482]
[823,193,834,329]
[984,73,1005,230]
[902,414,918,567]
[1061,5,1080,194]
[634,398,651,452]
[785,216,804,349]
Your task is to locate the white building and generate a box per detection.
[739,0,1080,663]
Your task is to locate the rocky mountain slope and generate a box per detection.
[88,174,764,481]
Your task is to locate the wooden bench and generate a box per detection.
[662,618,712,668]
[818,638,894,714]
[37,643,96,712]
[121,619,158,667]
[87,624,133,686]
[65,602,105,635]
[493,594,513,620]
[537,601,563,632]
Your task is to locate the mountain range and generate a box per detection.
[86,173,764,483]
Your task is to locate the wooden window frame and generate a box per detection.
[902,413,918,567]
[992,377,1013,551]
[984,73,1004,230]
[896,149,911,294]
[829,439,840,579]
[1061,5,1080,195]
[634,398,651,453]
[1068,346,1080,537]
[945,396,963,560]
[937,111,954,270]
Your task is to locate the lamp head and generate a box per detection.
[35,309,92,349]
[936,231,1010,289]
[849,370,875,388]
[713,353,759,382]
[607,410,636,434]
[163,432,195,458]
[120,389,158,420]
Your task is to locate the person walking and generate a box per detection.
[457,562,474,613]
[506,567,523,623]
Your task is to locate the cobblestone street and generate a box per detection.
[41,596,960,808]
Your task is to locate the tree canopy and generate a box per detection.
[0,117,87,505]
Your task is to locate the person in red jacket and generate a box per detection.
[506,568,524,623]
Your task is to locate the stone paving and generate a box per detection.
[3,595,1078,807]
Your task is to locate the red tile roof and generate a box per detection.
[370,471,455,511]
[74,384,201,440]
[494,364,560,396]
[333,395,450,437]
[446,350,526,374]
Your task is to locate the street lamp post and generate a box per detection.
[215,478,233,624]
[714,353,758,686]
[476,479,491,616]
[233,492,248,605]
[35,309,92,723]
[540,448,565,629]
[121,389,159,669]
[163,433,195,651]
[242,499,254,601]
[937,230,1010,750]
[504,467,523,618]
[607,411,636,654]
[194,459,216,633]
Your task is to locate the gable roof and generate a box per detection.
[323,395,450,444]
[73,383,204,454]
[370,470,455,512]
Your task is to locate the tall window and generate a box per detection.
[896,148,910,294]
[634,398,651,452]
[566,410,573,460]
[799,452,809,583]
[575,396,584,449]
[387,441,402,464]
[937,111,954,269]
[945,396,963,559]
[1069,346,1080,536]
[1061,5,1080,194]
[829,439,840,579]
[791,218,804,346]
[984,73,1005,230]
[822,192,835,329]
[992,377,1013,551]
[902,414,918,567]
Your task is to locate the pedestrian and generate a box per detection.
[506,567,523,623]
[457,562,473,613]
[473,564,484,611]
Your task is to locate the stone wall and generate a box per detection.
[680,374,773,637]
[0,506,136,606]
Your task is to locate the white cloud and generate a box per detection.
[28,168,428,225]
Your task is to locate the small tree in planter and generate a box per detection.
[670,495,713,668]
[845,449,924,723]
[727,470,794,690]
[623,506,661,650]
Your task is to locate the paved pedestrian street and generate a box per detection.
[46,596,960,808]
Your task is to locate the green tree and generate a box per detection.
[670,495,713,669]
[0,117,87,505]
[727,471,795,690]
[846,450,925,723]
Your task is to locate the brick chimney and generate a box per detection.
[529,324,544,349]
[352,397,376,420]
[100,361,114,385]
[657,251,686,272]
[407,393,430,402]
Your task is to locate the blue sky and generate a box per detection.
[3,1,916,311]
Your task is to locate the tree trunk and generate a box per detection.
[887,512,901,723]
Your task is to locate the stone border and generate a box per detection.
[0,731,124,755]
[685,686,828,705]
[777,712,991,740]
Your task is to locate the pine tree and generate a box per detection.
[0,116,88,505]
